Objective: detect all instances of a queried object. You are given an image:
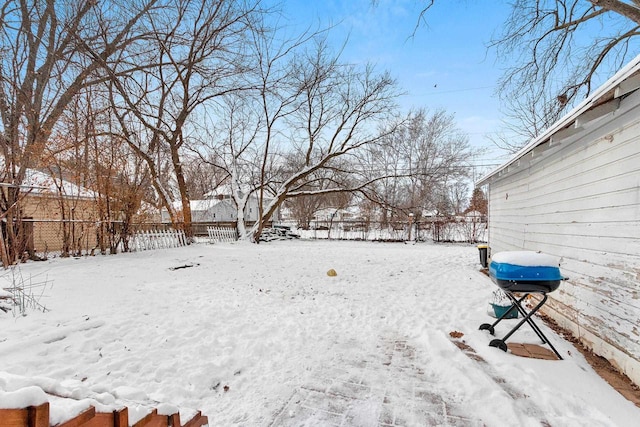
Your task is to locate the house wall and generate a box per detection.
[162,197,280,224]
[485,89,640,386]
[21,195,99,254]
[244,197,279,222]
[197,200,237,222]
[22,194,98,221]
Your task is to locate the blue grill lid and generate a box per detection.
[489,261,563,282]
[489,251,564,282]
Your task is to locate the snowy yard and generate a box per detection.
[0,240,638,426]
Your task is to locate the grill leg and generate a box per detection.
[495,292,563,360]
[479,293,529,335]
[505,293,547,344]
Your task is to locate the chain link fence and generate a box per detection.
[20,218,487,258]
[292,219,487,243]
[23,220,186,259]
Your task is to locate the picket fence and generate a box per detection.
[207,226,238,243]
[130,229,187,251]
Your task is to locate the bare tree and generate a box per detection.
[488,1,640,149]
[356,123,406,225]
[0,0,159,265]
[486,87,568,153]
[182,155,227,200]
[41,95,96,258]
[411,1,640,149]
[361,109,474,221]
[493,1,640,108]
[414,1,640,103]
[200,28,400,242]
[42,87,152,255]
[285,193,327,229]
[87,104,152,255]
[447,180,469,216]
[187,20,330,240]
[96,0,260,239]
[246,37,401,242]
[279,152,355,230]
[189,91,267,238]
[241,23,325,241]
[198,14,471,242]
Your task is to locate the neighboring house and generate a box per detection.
[313,207,359,222]
[15,170,99,254]
[477,55,640,386]
[448,211,486,223]
[421,210,438,220]
[161,193,280,224]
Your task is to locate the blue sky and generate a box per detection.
[269,0,515,174]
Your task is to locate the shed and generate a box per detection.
[477,55,640,386]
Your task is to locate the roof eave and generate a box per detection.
[476,54,640,187]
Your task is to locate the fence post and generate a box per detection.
[29,403,49,427]
[114,407,128,427]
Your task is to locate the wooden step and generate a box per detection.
[0,403,208,427]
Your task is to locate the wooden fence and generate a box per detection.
[130,229,187,252]
[0,402,208,427]
[207,226,238,243]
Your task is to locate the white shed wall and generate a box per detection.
[195,201,237,222]
[486,89,640,386]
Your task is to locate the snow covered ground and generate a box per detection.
[0,240,638,426]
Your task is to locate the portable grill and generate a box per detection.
[479,251,566,360]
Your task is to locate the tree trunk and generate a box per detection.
[172,145,193,242]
